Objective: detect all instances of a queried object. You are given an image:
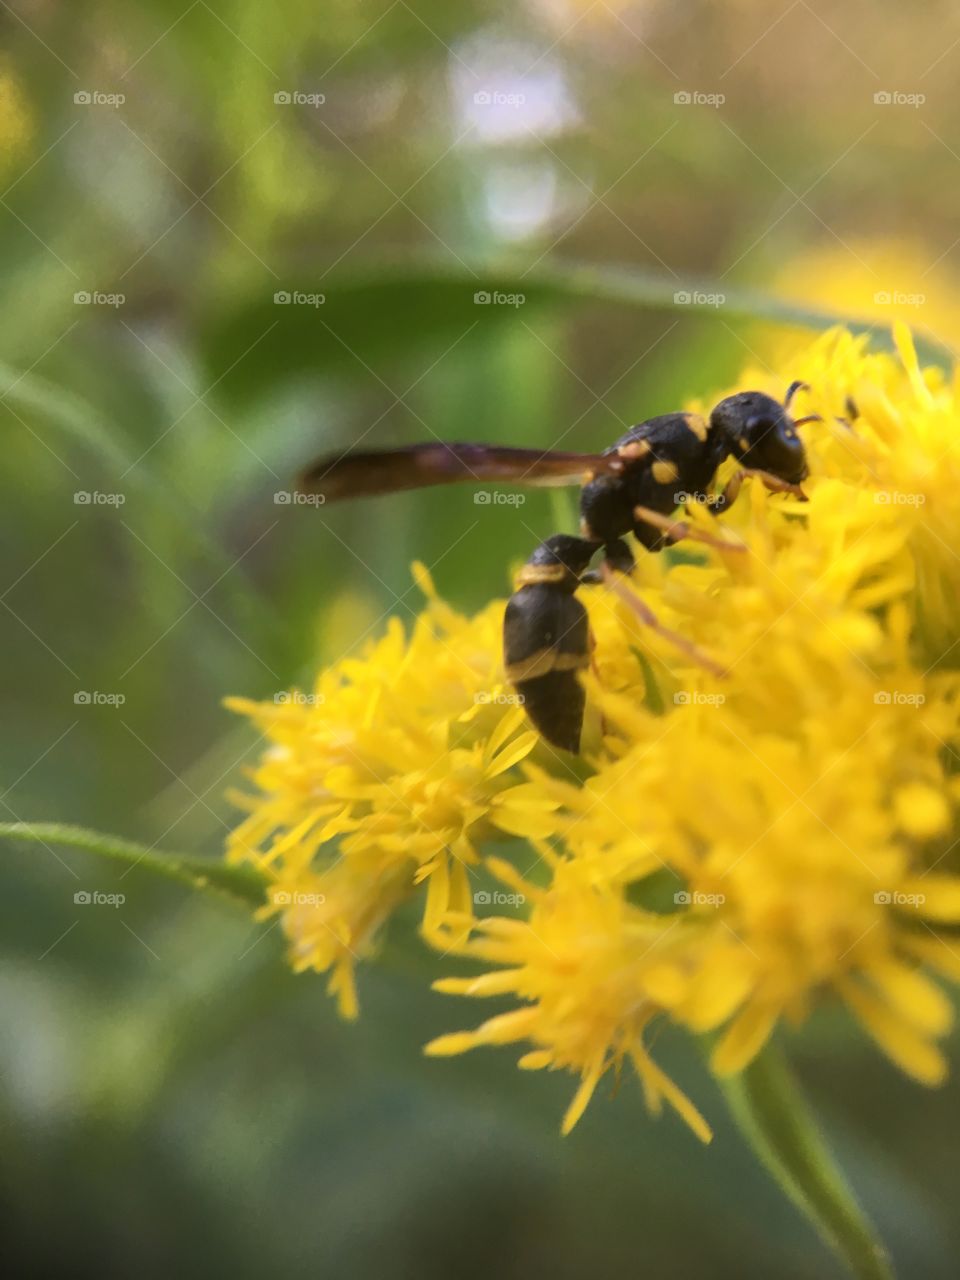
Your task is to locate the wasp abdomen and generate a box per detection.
[503,562,592,753]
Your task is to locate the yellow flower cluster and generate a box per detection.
[224,568,550,1017]
[227,325,960,1138]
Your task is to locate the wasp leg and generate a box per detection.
[709,467,808,516]
[601,563,727,677]
[632,505,746,553]
[580,536,635,584]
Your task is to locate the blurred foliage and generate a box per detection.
[3,0,960,1275]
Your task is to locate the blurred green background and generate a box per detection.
[3,1,960,1275]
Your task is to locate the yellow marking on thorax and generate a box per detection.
[684,413,709,442]
[617,440,651,461]
[651,459,680,485]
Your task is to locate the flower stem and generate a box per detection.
[718,1044,894,1280]
[0,821,267,907]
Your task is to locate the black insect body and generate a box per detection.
[299,383,816,754]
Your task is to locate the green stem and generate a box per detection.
[0,822,267,908]
[719,1045,894,1279]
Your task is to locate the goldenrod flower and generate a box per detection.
[425,856,714,1141]
[225,565,558,1012]
[227,324,960,1136]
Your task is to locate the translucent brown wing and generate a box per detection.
[298,442,624,502]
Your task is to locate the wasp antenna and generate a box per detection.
[784,379,810,408]
[792,414,822,428]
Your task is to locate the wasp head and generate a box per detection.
[710,390,809,485]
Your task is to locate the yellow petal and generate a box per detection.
[682,952,755,1032]
[518,1050,552,1070]
[904,875,960,921]
[633,1046,713,1144]
[561,1055,604,1134]
[424,1031,480,1057]
[710,1004,778,1076]
[486,730,540,777]
[839,978,947,1086]
[867,960,953,1036]
[894,783,951,839]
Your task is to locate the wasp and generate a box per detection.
[299,382,818,753]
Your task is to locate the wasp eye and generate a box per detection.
[745,415,775,438]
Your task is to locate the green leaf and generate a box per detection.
[719,1044,895,1279]
[0,822,267,908]
[202,253,953,408]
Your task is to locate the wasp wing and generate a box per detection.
[298,442,623,502]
